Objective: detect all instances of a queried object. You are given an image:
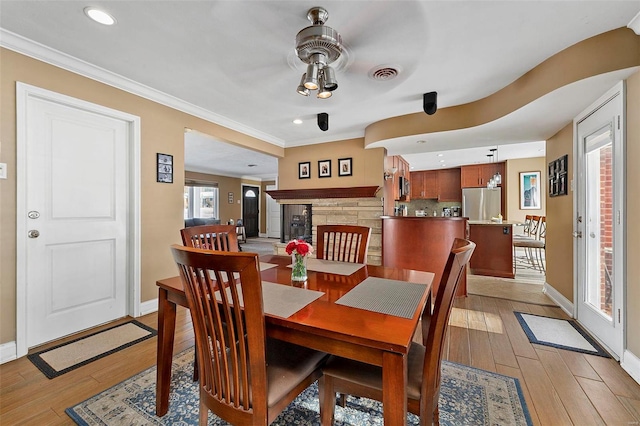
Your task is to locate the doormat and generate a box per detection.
[66,347,532,426]
[514,312,610,357]
[28,320,157,379]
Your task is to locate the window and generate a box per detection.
[184,183,219,219]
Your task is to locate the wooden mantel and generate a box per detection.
[266,186,381,201]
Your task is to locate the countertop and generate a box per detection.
[468,220,523,226]
[381,216,468,220]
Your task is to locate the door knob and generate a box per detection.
[572,231,582,238]
[28,230,40,238]
[590,232,596,238]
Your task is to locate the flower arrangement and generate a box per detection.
[285,239,314,257]
[286,239,313,281]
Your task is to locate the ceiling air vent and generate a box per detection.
[370,66,399,81]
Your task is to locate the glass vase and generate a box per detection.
[291,253,308,282]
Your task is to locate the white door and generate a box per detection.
[266,184,281,238]
[20,87,131,348]
[574,82,625,359]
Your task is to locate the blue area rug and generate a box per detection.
[66,347,532,425]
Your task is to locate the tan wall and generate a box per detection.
[505,157,547,222]
[0,48,282,344]
[277,138,385,190]
[626,71,640,356]
[545,124,575,302]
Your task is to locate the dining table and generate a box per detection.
[155,254,434,424]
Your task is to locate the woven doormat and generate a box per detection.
[28,320,157,379]
[514,312,610,357]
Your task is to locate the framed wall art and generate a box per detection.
[548,154,568,197]
[338,157,352,176]
[318,159,331,178]
[298,162,311,179]
[157,153,173,183]
[520,171,541,209]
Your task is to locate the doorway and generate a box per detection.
[574,81,625,359]
[266,184,281,238]
[16,83,141,357]
[242,185,260,238]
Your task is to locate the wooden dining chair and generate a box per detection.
[513,215,543,272]
[170,245,328,425]
[316,225,371,264]
[318,238,476,426]
[180,224,240,252]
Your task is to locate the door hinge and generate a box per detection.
[618,210,621,225]
[617,115,620,130]
[618,309,621,323]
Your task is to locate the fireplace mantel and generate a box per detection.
[266,186,381,201]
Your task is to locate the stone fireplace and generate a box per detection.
[266,186,383,265]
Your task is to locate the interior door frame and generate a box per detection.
[572,81,626,359]
[241,184,260,237]
[15,82,141,358]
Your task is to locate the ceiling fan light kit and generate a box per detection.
[295,7,342,99]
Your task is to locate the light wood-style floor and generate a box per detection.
[2,287,640,425]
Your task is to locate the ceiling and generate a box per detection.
[1,1,638,179]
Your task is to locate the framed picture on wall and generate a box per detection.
[298,162,311,179]
[157,153,173,183]
[318,159,331,178]
[338,157,352,176]
[520,171,541,209]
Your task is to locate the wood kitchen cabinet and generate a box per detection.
[410,168,460,201]
[410,170,437,199]
[461,162,505,188]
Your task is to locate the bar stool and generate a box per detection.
[513,216,544,272]
[236,219,247,243]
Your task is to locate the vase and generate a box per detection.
[291,253,308,282]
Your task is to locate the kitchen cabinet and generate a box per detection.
[461,162,504,188]
[386,155,410,202]
[437,168,461,201]
[410,170,437,199]
[410,168,459,201]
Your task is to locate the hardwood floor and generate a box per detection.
[2,293,640,425]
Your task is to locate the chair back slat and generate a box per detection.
[420,238,475,424]
[316,225,371,264]
[181,225,240,252]
[170,245,267,423]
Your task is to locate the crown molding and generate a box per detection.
[629,11,640,35]
[0,28,285,148]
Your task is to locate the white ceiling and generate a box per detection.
[1,1,638,179]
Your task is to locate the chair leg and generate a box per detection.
[319,375,336,426]
[199,396,208,426]
[338,393,347,407]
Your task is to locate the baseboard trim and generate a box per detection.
[139,298,158,316]
[543,282,574,317]
[0,341,17,364]
[622,349,640,385]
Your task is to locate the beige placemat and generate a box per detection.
[287,258,365,276]
[335,277,427,319]
[216,281,324,318]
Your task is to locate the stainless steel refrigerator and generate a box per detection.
[462,187,502,220]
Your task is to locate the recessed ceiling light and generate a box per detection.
[439,160,445,163]
[84,7,116,25]
[416,140,426,144]
[437,153,444,157]
[247,164,257,167]
[293,118,303,125]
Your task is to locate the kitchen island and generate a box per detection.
[468,220,520,278]
[381,216,468,297]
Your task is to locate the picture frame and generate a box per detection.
[157,153,173,183]
[548,154,568,197]
[298,161,311,179]
[318,159,332,178]
[520,171,541,209]
[228,192,234,204]
[338,157,352,176]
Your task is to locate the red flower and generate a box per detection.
[285,239,314,256]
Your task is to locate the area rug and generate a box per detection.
[28,320,157,379]
[514,312,610,357]
[66,347,532,425]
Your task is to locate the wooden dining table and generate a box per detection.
[155,254,434,424]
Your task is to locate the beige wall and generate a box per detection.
[626,71,640,356]
[277,138,385,190]
[0,48,282,344]
[505,157,547,222]
[545,124,575,302]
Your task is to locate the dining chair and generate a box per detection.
[318,238,476,426]
[236,219,247,243]
[513,215,543,272]
[170,245,328,426]
[181,224,240,252]
[316,225,371,264]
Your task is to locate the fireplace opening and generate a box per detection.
[281,204,312,244]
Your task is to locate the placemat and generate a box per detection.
[289,258,365,276]
[216,281,324,318]
[335,277,427,319]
